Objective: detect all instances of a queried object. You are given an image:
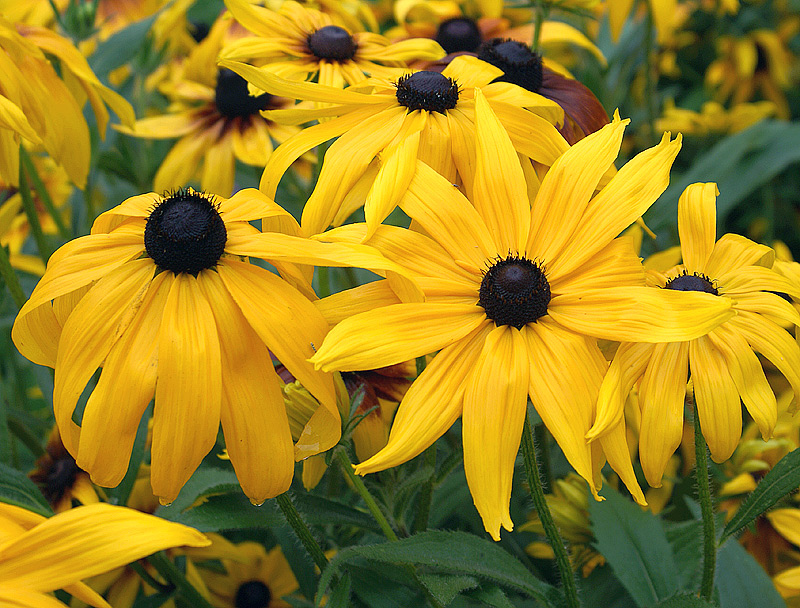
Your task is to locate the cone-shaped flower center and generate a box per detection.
[665,272,719,295]
[235,580,272,608]
[144,190,227,275]
[307,25,357,61]
[477,38,543,92]
[215,68,273,118]
[479,255,551,328]
[435,17,482,54]
[395,71,459,113]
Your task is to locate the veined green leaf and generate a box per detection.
[0,461,53,517]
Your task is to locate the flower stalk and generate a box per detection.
[693,403,717,601]
[275,492,330,572]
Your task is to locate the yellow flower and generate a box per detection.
[592,183,800,487]
[655,100,777,136]
[220,0,444,87]
[0,502,209,608]
[117,15,301,196]
[221,55,567,237]
[309,93,732,540]
[11,188,348,505]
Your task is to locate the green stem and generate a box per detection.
[522,414,580,608]
[0,244,27,310]
[531,2,547,52]
[534,423,552,492]
[130,560,171,593]
[19,147,70,240]
[317,266,331,299]
[147,552,214,608]
[275,492,330,572]
[18,146,52,263]
[335,448,398,541]
[412,444,436,533]
[694,406,717,601]
[643,2,658,146]
[7,416,45,458]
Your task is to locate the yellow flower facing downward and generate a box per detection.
[0,502,209,608]
[592,183,800,487]
[11,188,349,505]
[309,92,732,540]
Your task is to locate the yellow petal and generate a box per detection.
[678,183,719,275]
[315,280,401,325]
[638,342,689,487]
[0,587,73,607]
[198,271,293,504]
[312,302,486,372]
[150,273,222,504]
[766,509,800,545]
[548,287,733,343]
[719,265,800,301]
[76,271,170,487]
[691,335,741,462]
[704,233,774,278]
[598,419,646,505]
[201,134,236,196]
[356,323,491,474]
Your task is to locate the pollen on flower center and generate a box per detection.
[144,189,227,275]
[477,38,544,93]
[234,580,271,608]
[307,25,357,61]
[435,17,482,54]
[215,68,274,118]
[395,71,459,113]
[479,255,551,329]
[665,272,719,296]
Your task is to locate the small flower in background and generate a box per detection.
[655,99,778,136]
[220,0,445,87]
[11,187,342,505]
[0,502,209,608]
[592,183,800,488]
[223,54,567,236]
[309,92,730,539]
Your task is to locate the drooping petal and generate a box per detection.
[472,88,530,254]
[198,271,293,504]
[704,233,774,278]
[315,280,401,325]
[355,323,491,475]
[76,271,171,487]
[678,183,718,275]
[311,302,486,372]
[718,265,800,301]
[638,342,690,487]
[690,335,741,463]
[150,273,222,504]
[548,287,733,343]
[463,326,529,540]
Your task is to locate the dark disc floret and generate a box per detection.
[144,189,227,275]
[479,255,550,329]
[435,17,482,54]
[234,580,272,608]
[664,272,719,296]
[307,25,357,61]
[215,68,274,118]
[395,71,459,113]
[477,38,544,93]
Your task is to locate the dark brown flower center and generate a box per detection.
[435,17,482,54]
[215,68,274,118]
[479,255,550,328]
[395,71,459,113]
[235,580,272,608]
[144,189,227,275]
[31,454,80,505]
[665,272,719,295]
[307,25,357,61]
[477,38,543,92]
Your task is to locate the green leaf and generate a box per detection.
[664,520,703,590]
[720,447,800,543]
[156,467,242,515]
[317,531,561,606]
[654,594,717,608]
[327,571,352,608]
[647,120,800,235]
[577,564,637,608]
[348,564,422,608]
[0,461,53,517]
[462,585,518,608]
[716,540,784,608]
[292,492,380,532]
[589,485,680,607]
[159,493,283,532]
[416,573,479,605]
[89,13,160,78]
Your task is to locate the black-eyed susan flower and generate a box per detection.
[591,183,800,488]
[308,92,733,539]
[199,540,298,608]
[10,187,356,505]
[222,55,568,236]
[117,15,301,196]
[655,99,778,136]
[0,502,209,608]
[220,0,444,87]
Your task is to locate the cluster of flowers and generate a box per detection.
[2,0,800,605]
